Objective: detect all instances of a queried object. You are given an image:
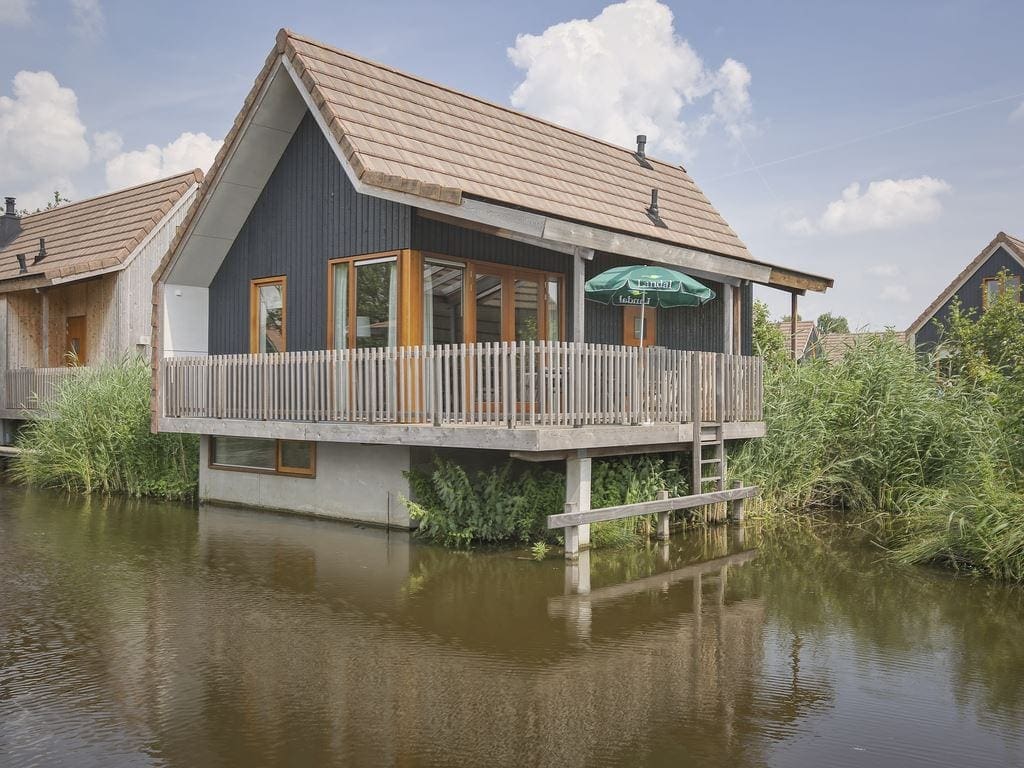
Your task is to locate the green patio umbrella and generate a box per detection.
[584,264,716,349]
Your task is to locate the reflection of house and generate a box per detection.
[906,231,1024,353]
[776,320,820,361]
[820,330,905,362]
[152,29,832,528]
[0,172,201,442]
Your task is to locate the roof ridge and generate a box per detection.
[21,169,202,221]
[281,28,690,175]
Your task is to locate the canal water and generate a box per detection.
[1,485,1022,768]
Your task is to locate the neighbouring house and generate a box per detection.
[151,29,833,550]
[0,172,202,445]
[776,320,821,362]
[906,231,1024,353]
[820,330,905,362]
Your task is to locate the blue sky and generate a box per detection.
[1,0,1021,329]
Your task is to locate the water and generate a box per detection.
[1,485,1022,768]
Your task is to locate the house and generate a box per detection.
[0,171,201,444]
[151,29,833,549]
[906,231,1024,353]
[776,320,821,361]
[820,330,905,362]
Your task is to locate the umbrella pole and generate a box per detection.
[639,292,646,352]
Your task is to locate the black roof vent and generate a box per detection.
[33,237,46,265]
[0,196,21,249]
[634,135,652,169]
[645,188,666,228]
[16,254,27,274]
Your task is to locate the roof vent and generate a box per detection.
[16,254,27,274]
[647,188,659,217]
[636,135,647,159]
[4,197,14,216]
[33,237,46,265]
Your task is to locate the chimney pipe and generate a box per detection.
[636,134,647,159]
[4,197,14,216]
[34,237,46,265]
[647,188,659,217]
[16,254,27,274]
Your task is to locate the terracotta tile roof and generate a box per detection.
[820,331,906,362]
[776,320,816,357]
[0,170,202,286]
[906,231,1024,336]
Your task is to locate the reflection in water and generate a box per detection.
[0,486,1023,767]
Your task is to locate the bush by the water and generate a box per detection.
[404,455,690,549]
[11,357,198,500]
[735,294,1024,582]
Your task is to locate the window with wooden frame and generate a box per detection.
[328,253,401,349]
[250,276,286,353]
[982,274,1021,310]
[460,259,564,344]
[209,436,316,477]
[622,304,656,347]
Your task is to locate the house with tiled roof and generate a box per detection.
[775,320,821,362]
[0,171,201,440]
[906,231,1024,353]
[820,330,906,362]
[152,29,833,547]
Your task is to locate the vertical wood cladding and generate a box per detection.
[208,111,411,354]
[914,245,1023,352]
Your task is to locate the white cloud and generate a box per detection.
[0,70,90,209]
[91,130,122,161]
[70,0,103,40]
[867,264,900,277]
[0,0,32,26]
[507,0,753,159]
[880,284,911,303]
[786,176,951,236]
[105,131,221,189]
[1010,102,1024,125]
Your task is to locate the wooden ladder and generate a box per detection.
[694,422,726,493]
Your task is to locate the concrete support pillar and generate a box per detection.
[727,480,745,523]
[564,453,591,559]
[656,489,670,541]
[565,549,591,595]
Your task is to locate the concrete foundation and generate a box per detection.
[199,437,414,528]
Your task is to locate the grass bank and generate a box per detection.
[10,357,198,501]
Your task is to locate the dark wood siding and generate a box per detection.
[584,252,732,352]
[209,111,412,353]
[915,245,1023,352]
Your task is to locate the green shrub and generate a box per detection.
[11,356,198,500]
[404,455,691,549]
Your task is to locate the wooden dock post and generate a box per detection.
[656,489,670,541]
[564,452,592,559]
[727,480,746,523]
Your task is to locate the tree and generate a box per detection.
[753,300,787,368]
[816,312,850,334]
[19,191,72,215]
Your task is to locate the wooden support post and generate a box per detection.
[565,452,592,558]
[656,489,670,541]
[790,292,798,360]
[722,284,733,354]
[40,290,49,367]
[572,248,592,343]
[690,352,702,493]
[728,479,746,523]
[564,549,591,595]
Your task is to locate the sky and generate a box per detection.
[0,0,1021,330]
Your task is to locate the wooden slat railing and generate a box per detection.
[4,367,85,411]
[160,342,763,428]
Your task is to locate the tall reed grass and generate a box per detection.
[10,356,198,500]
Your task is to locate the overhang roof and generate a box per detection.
[154,29,832,294]
[0,170,201,290]
[906,231,1024,336]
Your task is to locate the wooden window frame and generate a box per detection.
[327,251,405,349]
[208,436,316,479]
[250,275,287,354]
[982,274,1020,310]
[455,257,565,344]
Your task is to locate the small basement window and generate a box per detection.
[210,436,316,477]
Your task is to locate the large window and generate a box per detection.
[983,275,1020,309]
[210,436,315,477]
[329,254,399,349]
[423,260,465,345]
[250,277,286,353]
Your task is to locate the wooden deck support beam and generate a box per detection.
[790,292,798,360]
[727,480,747,523]
[549,485,759,528]
[564,452,592,560]
[656,489,670,541]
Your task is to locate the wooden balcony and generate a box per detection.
[3,367,83,414]
[159,342,764,453]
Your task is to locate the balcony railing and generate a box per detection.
[4,367,84,411]
[160,342,763,428]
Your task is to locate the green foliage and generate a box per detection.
[752,300,788,369]
[404,455,691,549]
[816,312,850,334]
[530,540,550,560]
[11,356,198,500]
